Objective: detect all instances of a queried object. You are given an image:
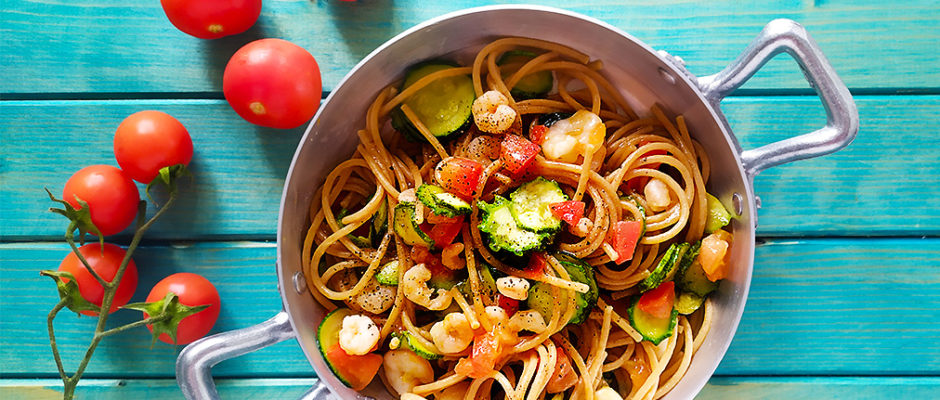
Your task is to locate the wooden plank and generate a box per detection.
[1,239,937,377]
[4,377,940,400]
[1,96,937,240]
[0,242,312,378]
[2,1,938,95]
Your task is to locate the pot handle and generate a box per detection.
[176,311,335,399]
[696,18,859,177]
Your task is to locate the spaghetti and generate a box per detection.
[303,37,734,400]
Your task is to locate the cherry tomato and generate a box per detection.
[499,134,540,174]
[546,347,578,393]
[58,243,138,316]
[144,273,221,345]
[609,220,643,264]
[160,0,262,39]
[113,111,193,183]
[223,39,322,129]
[637,281,676,320]
[63,165,140,236]
[549,201,585,226]
[434,157,484,198]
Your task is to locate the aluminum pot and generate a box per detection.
[177,5,858,400]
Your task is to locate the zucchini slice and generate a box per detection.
[416,183,471,217]
[627,296,678,345]
[676,242,719,297]
[390,61,475,142]
[392,331,442,360]
[528,253,598,325]
[317,308,358,388]
[456,261,499,302]
[638,243,690,292]
[704,193,732,234]
[375,260,399,286]
[675,291,706,315]
[393,202,434,248]
[509,177,568,233]
[477,196,549,256]
[497,50,554,100]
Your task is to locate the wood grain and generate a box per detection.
[2,96,937,240]
[3,377,940,399]
[1,239,937,377]
[3,1,938,95]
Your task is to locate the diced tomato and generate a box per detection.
[699,229,733,281]
[549,201,585,225]
[521,252,548,279]
[637,281,676,320]
[495,294,519,316]
[325,344,383,391]
[427,221,463,247]
[500,134,541,174]
[546,347,578,393]
[609,220,643,264]
[529,124,548,145]
[426,212,462,225]
[435,157,484,198]
[457,330,503,379]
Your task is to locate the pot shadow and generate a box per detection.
[324,0,400,64]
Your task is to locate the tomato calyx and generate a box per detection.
[145,164,191,206]
[45,188,105,245]
[123,291,210,346]
[39,270,103,315]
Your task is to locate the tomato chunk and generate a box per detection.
[325,344,383,391]
[435,157,484,198]
[549,201,585,225]
[609,220,643,264]
[500,134,541,174]
[637,281,675,320]
[529,124,548,145]
[427,221,463,247]
[426,212,462,225]
[521,252,548,279]
[495,294,519,316]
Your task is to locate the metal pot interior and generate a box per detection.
[277,5,756,399]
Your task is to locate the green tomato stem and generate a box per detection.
[64,221,109,288]
[47,298,69,382]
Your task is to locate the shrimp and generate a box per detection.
[383,349,434,395]
[496,276,530,301]
[338,314,379,355]
[401,263,453,310]
[348,277,396,314]
[430,312,474,354]
[472,90,517,134]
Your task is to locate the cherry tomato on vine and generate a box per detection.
[62,165,140,236]
[223,38,322,129]
[59,243,138,316]
[160,0,262,40]
[113,110,193,184]
[144,273,221,345]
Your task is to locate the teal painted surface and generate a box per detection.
[2,1,939,95]
[1,239,937,377]
[2,0,939,398]
[2,96,938,240]
[4,377,940,399]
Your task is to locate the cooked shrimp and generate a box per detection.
[429,312,474,354]
[437,382,471,400]
[496,276,530,301]
[383,349,434,395]
[349,278,396,314]
[401,263,453,310]
[508,309,547,334]
[338,314,380,355]
[472,90,517,134]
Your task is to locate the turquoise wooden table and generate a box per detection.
[2,1,939,399]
